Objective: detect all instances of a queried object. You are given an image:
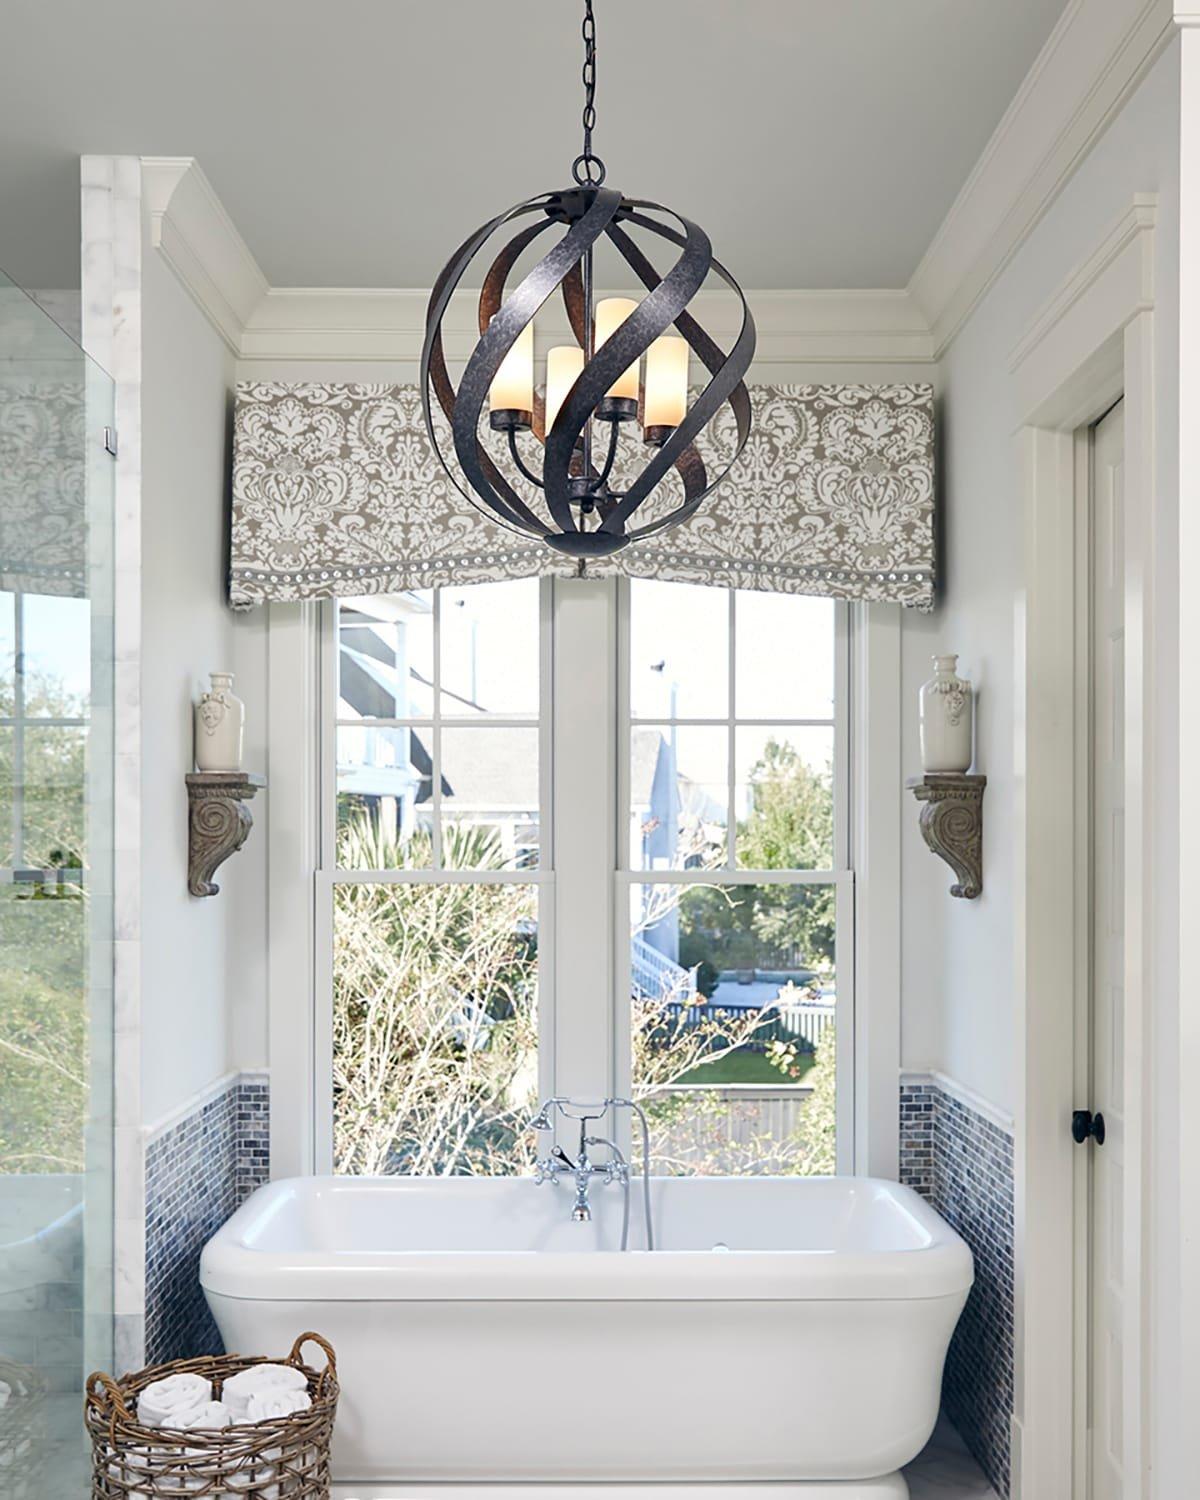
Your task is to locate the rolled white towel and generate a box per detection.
[221,1364,307,1422]
[175,1400,233,1431]
[246,1388,311,1423]
[136,1372,212,1428]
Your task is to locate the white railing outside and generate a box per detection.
[631,934,699,1002]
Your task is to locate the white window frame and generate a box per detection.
[265,583,901,1180]
[609,579,853,1167]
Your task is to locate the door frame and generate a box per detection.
[1007,195,1157,1499]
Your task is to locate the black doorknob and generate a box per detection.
[1071,1109,1106,1145]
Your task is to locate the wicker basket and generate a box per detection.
[84,1332,338,1499]
[0,1359,45,1500]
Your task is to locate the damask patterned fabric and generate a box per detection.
[0,378,88,598]
[229,382,935,610]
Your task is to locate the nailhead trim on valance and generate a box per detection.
[229,382,935,610]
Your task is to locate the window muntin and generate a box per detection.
[620,580,847,1176]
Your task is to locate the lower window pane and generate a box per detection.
[332,881,539,1175]
[630,882,836,1176]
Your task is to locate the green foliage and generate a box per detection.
[0,893,86,1172]
[793,1031,837,1175]
[677,738,834,975]
[0,655,89,1173]
[332,814,540,1176]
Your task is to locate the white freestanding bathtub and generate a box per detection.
[201,1176,972,1499]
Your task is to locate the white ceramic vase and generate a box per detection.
[194,672,245,772]
[919,654,973,773]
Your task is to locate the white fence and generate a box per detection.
[645,1084,817,1171]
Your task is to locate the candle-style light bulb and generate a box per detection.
[643,335,689,445]
[545,345,585,433]
[594,297,640,418]
[488,319,534,429]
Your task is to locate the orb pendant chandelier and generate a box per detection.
[420,0,755,559]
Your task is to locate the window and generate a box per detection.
[311,576,853,1177]
[0,592,90,878]
[323,581,547,1176]
[0,590,92,1178]
[621,581,848,1175]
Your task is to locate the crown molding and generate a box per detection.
[909,0,1175,358]
[141,156,268,355]
[237,285,934,366]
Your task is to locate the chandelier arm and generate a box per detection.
[507,427,547,490]
[587,417,622,493]
[613,208,753,447]
[543,210,711,522]
[600,233,755,534]
[421,198,559,534]
[453,185,623,537]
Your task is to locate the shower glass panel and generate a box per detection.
[0,268,115,1494]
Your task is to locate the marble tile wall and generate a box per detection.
[143,1074,269,1367]
[81,152,146,1377]
[900,1077,1014,1499]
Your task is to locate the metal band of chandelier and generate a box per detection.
[420,0,756,559]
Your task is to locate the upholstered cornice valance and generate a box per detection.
[0,378,88,599]
[230,382,936,610]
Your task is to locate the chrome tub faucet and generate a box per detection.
[528,1097,655,1250]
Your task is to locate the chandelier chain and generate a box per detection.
[573,0,606,186]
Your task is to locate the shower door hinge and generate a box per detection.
[103,426,118,457]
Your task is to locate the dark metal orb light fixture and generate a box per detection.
[420,0,755,559]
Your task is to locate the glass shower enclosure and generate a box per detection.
[0,268,115,1493]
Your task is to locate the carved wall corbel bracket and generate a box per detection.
[906,773,986,900]
[186,772,265,897]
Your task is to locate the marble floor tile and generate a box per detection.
[904,1415,999,1498]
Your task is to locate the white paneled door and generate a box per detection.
[1088,399,1125,1500]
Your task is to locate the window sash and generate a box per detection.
[612,579,853,1167]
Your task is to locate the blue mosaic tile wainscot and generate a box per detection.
[144,1077,269,1367]
[900,1081,1014,1499]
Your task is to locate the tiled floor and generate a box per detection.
[904,1416,1000,1498]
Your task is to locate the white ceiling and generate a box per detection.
[0,0,1068,293]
